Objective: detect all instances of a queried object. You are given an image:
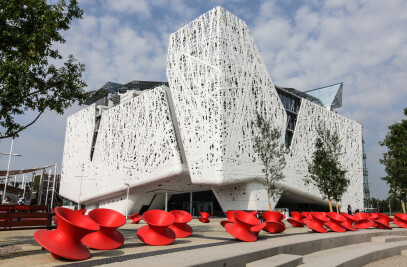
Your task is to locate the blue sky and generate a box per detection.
[1,0,407,200]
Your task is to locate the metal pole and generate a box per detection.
[2,138,14,202]
[125,183,129,219]
[30,172,35,201]
[13,175,17,187]
[165,191,168,212]
[389,199,392,216]
[190,192,193,215]
[50,164,58,209]
[78,164,84,209]
[38,169,45,205]
[22,173,26,196]
[45,169,52,205]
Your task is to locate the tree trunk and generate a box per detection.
[268,197,272,211]
[336,203,339,213]
[328,199,333,212]
[402,200,406,214]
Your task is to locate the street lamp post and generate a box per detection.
[124,183,130,219]
[50,164,58,209]
[77,164,85,210]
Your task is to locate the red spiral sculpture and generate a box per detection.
[373,213,392,229]
[369,213,379,227]
[77,209,87,215]
[137,210,176,246]
[251,222,267,236]
[353,213,374,229]
[302,212,313,221]
[81,208,126,250]
[262,211,286,233]
[168,210,193,238]
[340,212,357,231]
[34,207,100,260]
[393,213,407,228]
[129,212,142,224]
[304,212,329,233]
[250,210,258,216]
[224,210,265,242]
[221,210,235,227]
[198,212,211,223]
[325,212,346,232]
[287,212,305,227]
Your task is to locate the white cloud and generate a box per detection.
[4,0,406,199]
[250,0,407,199]
[107,0,151,17]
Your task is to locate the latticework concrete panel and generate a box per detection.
[60,86,184,205]
[167,6,286,186]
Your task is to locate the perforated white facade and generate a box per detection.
[60,7,364,214]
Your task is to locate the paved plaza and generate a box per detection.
[1,218,407,266]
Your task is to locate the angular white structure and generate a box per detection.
[60,7,364,214]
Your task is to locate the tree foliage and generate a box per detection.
[253,112,287,210]
[306,122,349,211]
[0,0,90,139]
[379,108,407,202]
[371,196,402,214]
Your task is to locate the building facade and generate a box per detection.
[60,7,364,215]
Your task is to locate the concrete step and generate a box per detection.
[246,254,303,267]
[371,235,407,243]
[104,229,407,267]
[299,240,407,267]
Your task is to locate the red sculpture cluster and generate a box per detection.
[287,211,403,233]
[34,207,210,260]
[34,206,407,261]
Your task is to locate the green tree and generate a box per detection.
[253,112,287,211]
[305,122,349,212]
[0,0,90,139]
[379,108,407,213]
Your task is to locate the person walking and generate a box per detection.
[347,205,352,215]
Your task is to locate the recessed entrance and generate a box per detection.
[168,190,223,217]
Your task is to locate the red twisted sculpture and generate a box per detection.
[340,212,357,231]
[34,207,100,260]
[129,212,142,224]
[304,212,329,233]
[287,211,305,227]
[393,213,407,228]
[369,213,379,227]
[262,211,286,233]
[325,212,346,232]
[137,210,176,246]
[81,208,126,250]
[77,208,87,215]
[198,212,211,223]
[169,210,193,238]
[373,213,392,229]
[353,213,374,229]
[224,210,265,242]
[221,210,235,227]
